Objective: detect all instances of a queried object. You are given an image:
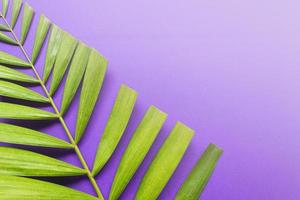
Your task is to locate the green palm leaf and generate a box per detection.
[0,147,85,176]
[1,0,8,17]
[49,31,77,95]
[0,65,38,83]
[0,80,49,102]
[0,24,9,31]
[42,24,63,82]
[175,144,223,200]
[0,123,73,148]
[92,85,137,175]
[11,0,22,29]
[31,15,50,64]
[20,3,34,44]
[109,106,167,200]
[0,175,98,200]
[60,42,91,114]
[0,102,58,120]
[75,48,107,143]
[0,51,31,67]
[135,122,194,200]
[0,32,17,45]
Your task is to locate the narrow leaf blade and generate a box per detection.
[75,49,107,143]
[175,144,223,200]
[0,80,49,102]
[109,106,167,200]
[1,0,8,17]
[0,102,58,120]
[0,51,31,67]
[49,31,78,95]
[135,122,195,200]
[20,3,34,44]
[0,147,85,176]
[42,24,63,82]
[31,14,51,64]
[0,175,98,200]
[0,123,73,148]
[0,24,9,31]
[0,64,38,83]
[0,32,17,45]
[11,0,22,29]
[92,85,138,176]
[60,42,91,114]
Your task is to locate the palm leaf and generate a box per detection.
[0,1,223,199]
[0,175,98,200]
[31,15,50,64]
[109,106,167,200]
[0,65,38,83]
[42,24,63,83]
[1,0,8,17]
[0,51,31,67]
[175,144,223,200]
[60,41,90,114]
[0,146,85,176]
[92,85,137,175]
[0,31,17,45]
[11,0,22,29]
[20,3,34,44]
[0,102,58,120]
[75,48,107,143]
[135,122,194,200]
[0,80,49,102]
[0,24,9,31]
[49,31,77,95]
[0,123,73,148]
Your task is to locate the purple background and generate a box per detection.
[1,0,300,199]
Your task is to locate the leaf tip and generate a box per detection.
[149,105,168,119]
[208,143,224,155]
[120,83,138,96]
[175,121,195,137]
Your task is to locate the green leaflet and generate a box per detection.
[0,65,38,83]
[43,24,63,83]
[49,31,78,95]
[31,15,51,64]
[109,106,167,200]
[0,80,49,102]
[92,85,138,176]
[0,32,17,45]
[0,102,58,120]
[0,175,98,200]
[0,24,9,31]
[0,51,31,67]
[0,123,73,148]
[11,0,22,29]
[75,48,107,143]
[135,122,195,200]
[0,147,85,176]
[20,3,34,45]
[1,0,8,17]
[60,42,91,115]
[175,144,223,200]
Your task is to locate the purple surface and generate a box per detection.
[1,0,300,199]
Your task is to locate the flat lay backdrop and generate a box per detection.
[1,0,300,199]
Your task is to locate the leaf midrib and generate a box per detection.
[0,12,104,200]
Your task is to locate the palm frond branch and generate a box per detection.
[0,1,223,199]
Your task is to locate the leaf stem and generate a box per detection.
[0,13,104,200]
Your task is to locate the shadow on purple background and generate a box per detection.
[1,0,299,199]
